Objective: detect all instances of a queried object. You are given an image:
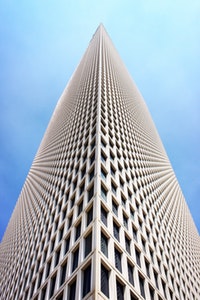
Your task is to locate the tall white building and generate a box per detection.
[0,24,200,300]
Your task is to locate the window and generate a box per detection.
[110,164,116,177]
[82,264,91,297]
[37,270,43,288]
[51,238,55,253]
[49,274,57,298]
[123,214,128,229]
[41,285,47,300]
[68,214,73,229]
[130,292,138,300]
[101,232,108,257]
[101,151,107,163]
[132,226,137,241]
[46,260,51,278]
[60,261,67,286]
[79,181,85,196]
[72,248,79,272]
[111,181,117,195]
[113,222,120,241]
[101,206,107,226]
[121,194,126,207]
[59,227,64,241]
[149,285,155,300]
[127,262,134,286]
[56,292,63,300]
[55,248,60,267]
[101,167,107,180]
[101,184,107,201]
[135,248,141,267]
[68,279,76,300]
[125,236,131,254]
[112,200,118,216]
[154,270,159,288]
[150,248,154,263]
[64,235,70,254]
[145,260,150,278]
[88,184,94,202]
[141,238,146,252]
[115,248,122,272]
[85,232,92,257]
[139,275,145,299]
[78,200,83,216]
[90,152,95,165]
[101,264,109,297]
[87,206,93,226]
[161,279,167,298]
[89,167,94,181]
[116,280,124,300]
[75,222,81,241]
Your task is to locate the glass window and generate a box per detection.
[125,236,131,254]
[85,232,92,257]
[64,235,70,254]
[68,279,76,300]
[116,280,124,300]
[72,248,79,272]
[101,184,107,201]
[101,232,108,257]
[115,248,122,272]
[128,262,134,286]
[135,248,141,267]
[60,261,67,286]
[101,206,107,226]
[145,260,150,278]
[149,285,155,300]
[132,226,137,241]
[75,222,81,241]
[82,264,91,297]
[112,200,118,216]
[139,275,145,299]
[49,274,57,298]
[101,264,109,297]
[88,184,94,202]
[87,206,93,226]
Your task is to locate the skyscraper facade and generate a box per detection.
[0,24,199,300]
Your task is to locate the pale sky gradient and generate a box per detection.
[0,1,200,240]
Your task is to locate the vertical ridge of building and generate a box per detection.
[0,25,200,300]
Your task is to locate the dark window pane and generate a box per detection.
[68,280,76,300]
[60,261,67,286]
[82,264,91,297]
[145,260,150,278]
[139,275,145,299]
[115,248,122,272]
[85,232,92,257]
[101,185,107,201]
[101,232,108,257]
[64,235,70,254]
[125,236,131,254]
[101,264,109,297]
[88,184,94,202]
[135,248,141,267]
[75,222,81,241]
[113,222,119,241]
[101,206,107,225]
[128,263,134,286]
[116,280,124,300]
[49,274,56,298]
[87,206,93,226]
[72,248,79,272]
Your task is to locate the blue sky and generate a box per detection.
[0,1,200,240]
